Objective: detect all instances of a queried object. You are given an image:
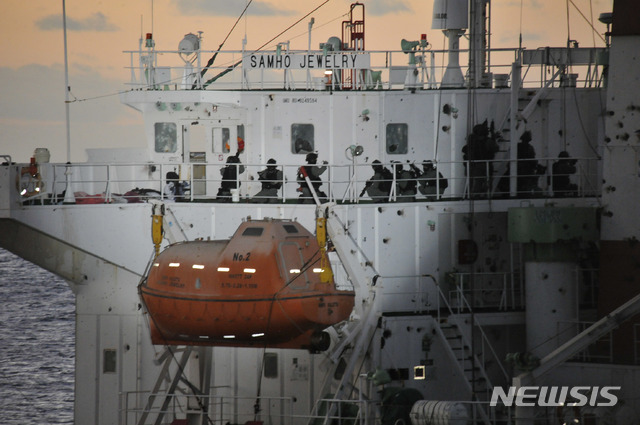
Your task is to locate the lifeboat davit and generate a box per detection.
[139,218,355,351]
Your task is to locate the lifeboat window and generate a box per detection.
[386,123,408,154]
[291,124,314,154]
[154,122,177,153]
[283,224,299,234]
[264,353,278,378]
[242,227,264,236]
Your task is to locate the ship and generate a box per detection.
[1,0,639,424]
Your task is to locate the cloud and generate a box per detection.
[173,0,295,17]
[36,12,118,32]
[0,64,144,162]
[0,64,127,123]
[365,0,412,16]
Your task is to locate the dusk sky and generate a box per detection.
[1,0,613,162]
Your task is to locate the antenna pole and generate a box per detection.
[62,0,71,162]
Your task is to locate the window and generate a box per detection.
[212,128,231,153]
[155,123,177,153]
[264,353,278,378]
[103,349,117,373]
[291,124,314,154]
[386,123,408,154]
[213,125,244,154]
[242,227,264,236]
[283,224,299,234]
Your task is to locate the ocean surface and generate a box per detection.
[0,248,75,424]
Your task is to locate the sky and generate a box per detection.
[0,0,613,163]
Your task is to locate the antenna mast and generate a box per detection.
[62,0,71,162]
[468,0,490,88]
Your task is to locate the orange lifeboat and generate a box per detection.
[139,218,355,351]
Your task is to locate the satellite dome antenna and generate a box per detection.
[178,32,203,89]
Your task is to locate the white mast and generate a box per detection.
[62,0,71,162]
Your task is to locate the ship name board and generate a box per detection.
[245,53,370,70]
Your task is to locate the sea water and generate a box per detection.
[0,248,74,424]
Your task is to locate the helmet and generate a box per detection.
[306,152,318,162]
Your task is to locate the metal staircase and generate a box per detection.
[434,284,511,425]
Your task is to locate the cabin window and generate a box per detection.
[242,227,264,236]
[237,124,245,148]
[264,353,278,378]
[211,127,231,153]
[283,224,299,234]
[386,123,408,154]
[103,349,117,374]
[155,122,177,153]
[291,124,314,154]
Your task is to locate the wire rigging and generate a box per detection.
[199,0,254,83]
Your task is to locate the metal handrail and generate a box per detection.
[10,157,600,205]
[124,46,606,91]
[433,275,510,383]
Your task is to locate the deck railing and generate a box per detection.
[8,157,600,206]
[120,390,514,425]
[124,46,607,92]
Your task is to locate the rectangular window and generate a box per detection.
[291,124,314,154]
[242,227,264,236]
[264,352,278,378]
[386,123,408,154]
[103,349,117,374]
[212,128,231,153]
[283,224,299,234]
[155,122,177,153]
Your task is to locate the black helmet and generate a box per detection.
[306,152,318,162]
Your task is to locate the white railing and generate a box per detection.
[556,320,614,363]
[124,46,607,92]
[8,157,600,206]
[121,393,295,425]
[447,272,522,312]
[121,390,516,425]
[432,275,511,385]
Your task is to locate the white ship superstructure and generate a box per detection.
[1,1,639,424]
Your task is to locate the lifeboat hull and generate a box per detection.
[139,219,355,350]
